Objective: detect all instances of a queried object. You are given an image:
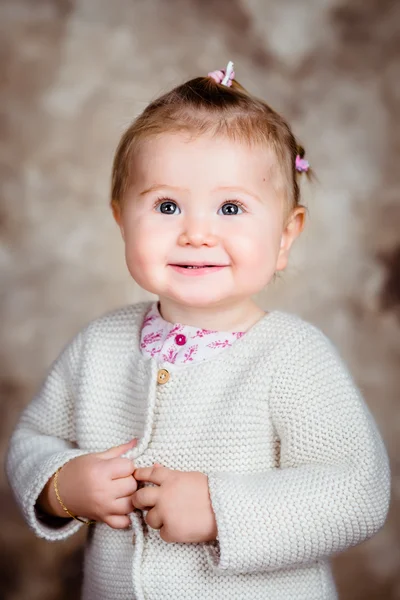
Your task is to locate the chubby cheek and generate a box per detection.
[232,225,281,268]
[229,227,280,293]
[123,224,170,289]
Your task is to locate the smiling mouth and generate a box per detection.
[171,264,227,269]
[176,265,218,269]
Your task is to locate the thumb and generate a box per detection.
[98,438,137,459]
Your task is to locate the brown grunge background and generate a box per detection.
[1,0,399,598]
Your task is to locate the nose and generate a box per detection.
[178,216,218,248]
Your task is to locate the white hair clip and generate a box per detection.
[207,61,235,87]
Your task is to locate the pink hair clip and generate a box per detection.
[208,61,235,87]
[295,155,310,173]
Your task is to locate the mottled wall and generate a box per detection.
[1,0,399,598]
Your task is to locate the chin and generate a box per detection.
[166,292,228,309]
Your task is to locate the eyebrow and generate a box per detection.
[215,186,262,203]
[138,183,262,202]
[138,184,188,197]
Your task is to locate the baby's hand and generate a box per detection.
[132,465,218,543]
[39,439,138,529]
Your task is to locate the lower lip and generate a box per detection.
[169,265,228,277]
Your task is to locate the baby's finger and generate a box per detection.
[111,496,135,515]
[104,514,131,529]
[114,475,138,498]
[134,465,169,485]
[98,439,137,460]
[132,486,159,510]
[145,507,163,530]
[107,457,135,479]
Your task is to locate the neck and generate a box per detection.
[157,297,266,332]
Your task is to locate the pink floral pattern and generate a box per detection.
[141,330,163,349]
[161,347,179,364]
[165,324,184,340]
[142,314,156,328]
[139,303,246,365]
[183,345,198,363]
[206,339,232,349]
[234,331,245,340]
[192,328,216,339]
[150,346,162,358]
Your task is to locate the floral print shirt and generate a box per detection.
[140,303,245,365]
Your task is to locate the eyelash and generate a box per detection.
[153,197,174,211]
[153,197,247,213]
[226,199,246,212]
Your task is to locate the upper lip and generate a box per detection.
[170,262,229,267]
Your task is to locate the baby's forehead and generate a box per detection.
[133,132,279,173]
[130,132,286,196]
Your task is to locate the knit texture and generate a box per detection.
[6,302,390,600]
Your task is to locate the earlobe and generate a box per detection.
[112,202,125,240]
[276,207,306,272]
[112,202,121,224]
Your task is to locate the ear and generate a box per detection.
[276,207,306,272]
[112,201,125,241]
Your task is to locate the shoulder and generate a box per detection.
[272,310,331,344]
[57,302,151,366]
[83,301,151,339]
[255,310,340,363]
[266,311,351,385]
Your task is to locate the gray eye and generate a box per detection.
[218,203,243,216]
[157,201,181,215]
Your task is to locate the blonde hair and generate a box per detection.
[111,76,309,211]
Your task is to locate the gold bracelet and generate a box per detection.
[53,466,95,526]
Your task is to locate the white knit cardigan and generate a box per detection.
[6,302,390,600]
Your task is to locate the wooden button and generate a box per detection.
[157,368,170,384]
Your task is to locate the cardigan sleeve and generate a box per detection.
[205,325,390,574]
[5,331,90,541]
